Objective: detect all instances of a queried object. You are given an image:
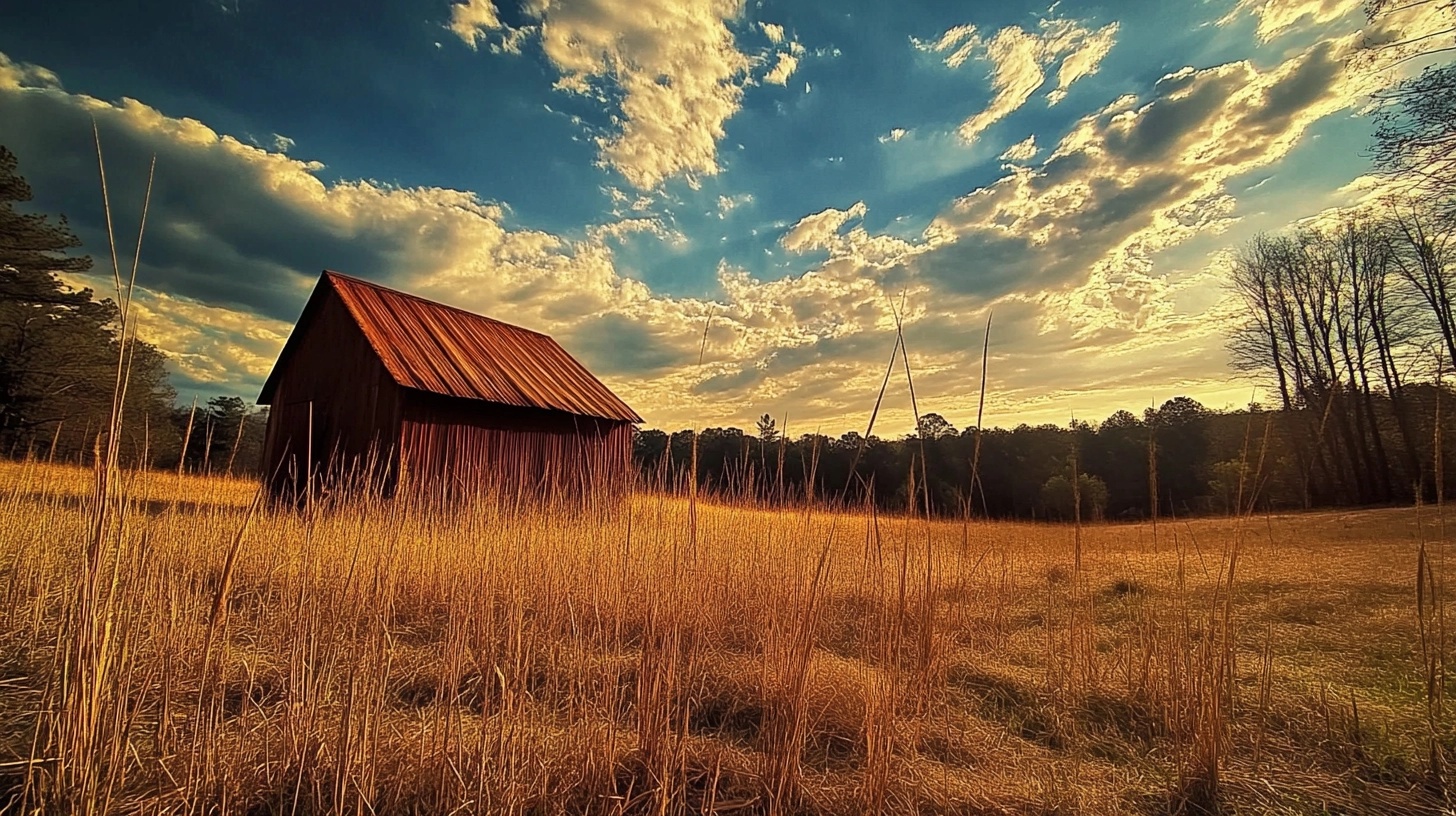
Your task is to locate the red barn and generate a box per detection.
[257,271,641,501]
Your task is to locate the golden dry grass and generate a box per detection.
[0,459,1451,814]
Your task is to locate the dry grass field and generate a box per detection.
[0,458,1452,814]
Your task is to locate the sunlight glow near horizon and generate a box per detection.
[0,0,1439,433]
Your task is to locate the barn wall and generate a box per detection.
[398,392,633,501]
[262,292,402,499]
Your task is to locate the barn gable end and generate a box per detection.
[258,281,404,498]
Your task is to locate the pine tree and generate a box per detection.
[0,145,94,282]
[0,145,175,461]
[755,413,778,443]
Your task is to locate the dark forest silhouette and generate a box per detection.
[633,388,1456,520]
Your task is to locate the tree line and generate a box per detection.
[0,145,268,475]
[634,385,1456,520]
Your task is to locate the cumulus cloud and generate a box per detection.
[917,40,1355,306]
[689,10,1439,427]
[0,51,917,428]
[760,22,785,44]
[448,0,506,49]
[126,290,294,391]
[892,21,1409,413]
[926,14,1119,143]
[0,53,62,90]
[449,0,757,191]
[879,127,909,143]
[1,53,643,367]
[493,1,1445,426]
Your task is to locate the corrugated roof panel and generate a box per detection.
[264,271,641,423]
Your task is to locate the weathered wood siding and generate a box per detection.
[397,391,633,501]
[261,291,402,499]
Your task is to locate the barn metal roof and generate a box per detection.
[259,271,642,423]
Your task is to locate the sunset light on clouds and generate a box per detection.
[0,0,1446,434]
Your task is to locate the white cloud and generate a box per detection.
[1045,18,1118,104]
[958,27,1047,142]
[780,202,868,253]
[754,24,804,89]
[1,0,1434,433]
[440,3,1456,428]
[493,25,535,55]
[128,291,295,389]
[0,51,923,429]
[919,24,980,69]
[915,31,1366,361]
[999,134,1038,162]
[448,0,506,49]
[927,14,1119,143]
[0,53,62,90]
[1222,0,1363,42]
[716,192,753,217]
[586,217,677,244]
[764,52,799,86]
[451,0,755,191]
[878,128,909,143]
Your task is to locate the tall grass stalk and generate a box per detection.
[1420,355,1449,798]
[35,127,154,814]
[968,310,992,518]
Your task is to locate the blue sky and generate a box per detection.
[0,0,1440,433]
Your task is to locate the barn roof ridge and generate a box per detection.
[320,270,553,340]
[258,270,642,424]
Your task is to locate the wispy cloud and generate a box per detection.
[999,134,1038,163]
[763,52,800,86]
[1220,0,1363,42]
[924,12,1119,143]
